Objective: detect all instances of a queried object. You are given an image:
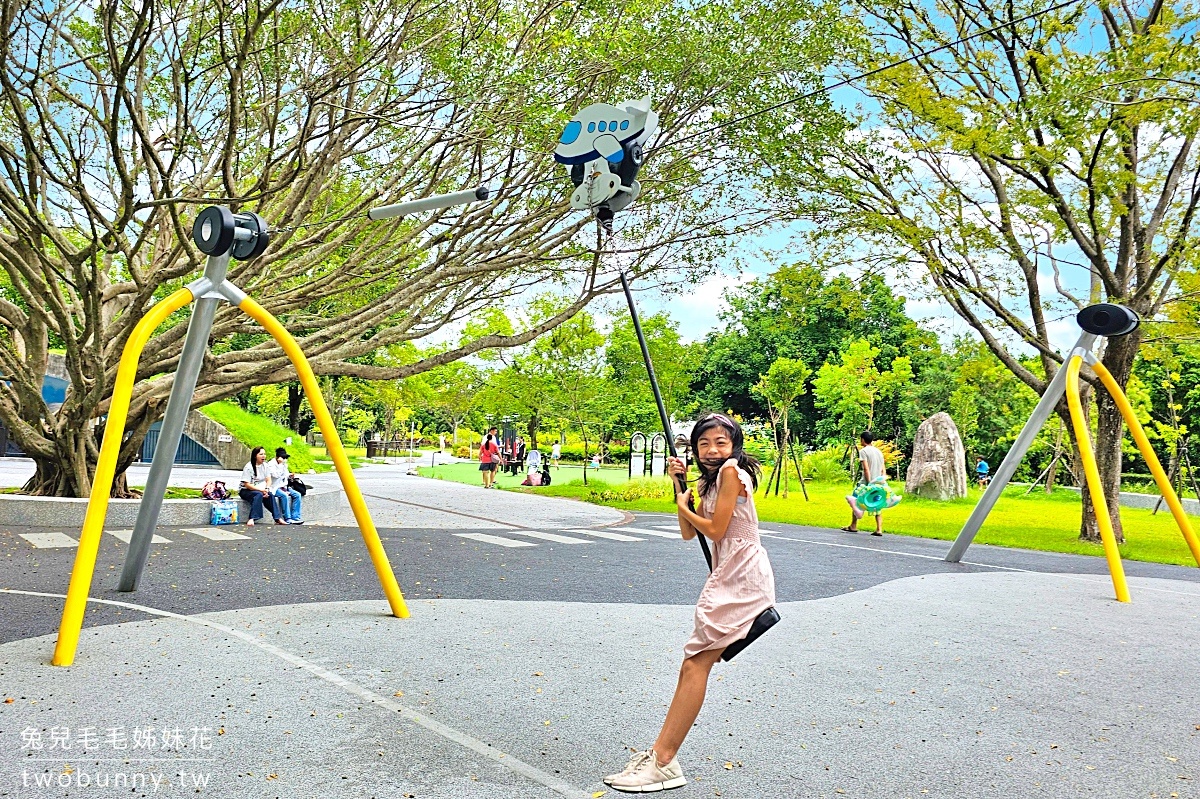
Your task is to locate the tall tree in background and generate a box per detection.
[800,0,1200,541]
[0,0,845,495]
[605,313,696,437]
[694,266,932,430]
[812,339,913,447]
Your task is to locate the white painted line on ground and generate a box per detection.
[181,527,251,541]
[564,528,644,542]
[652,525,683,532]
[760,532,1023,570]
[0,588,591,799]
[606,527,681,539]
[455,533,537,548]
[106,530,172,544]
[18,533,79,549]
[507,530,593,544]
[760,530,1200,598]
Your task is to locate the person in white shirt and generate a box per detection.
[239,446,283,525]
[843,431,887,536]
[267,447,303,524]
[551,441,561,469]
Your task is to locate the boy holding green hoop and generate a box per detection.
[842,431,889,537]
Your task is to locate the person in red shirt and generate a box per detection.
[479,433,500,488]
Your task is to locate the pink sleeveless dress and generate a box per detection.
[684,459,776,658]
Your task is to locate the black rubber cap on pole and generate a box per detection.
[1077,303,1139,337]
[192,206,236,255]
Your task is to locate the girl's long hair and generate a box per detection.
[250,446,265,478]
[690,413,761,496]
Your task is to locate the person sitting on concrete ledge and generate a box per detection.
[240,446,284,525]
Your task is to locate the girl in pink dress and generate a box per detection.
[606,413,776,793]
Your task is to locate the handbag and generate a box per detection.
[287,477,311,496]
[210,499,238,525]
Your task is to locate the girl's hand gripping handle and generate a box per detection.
[667,456,690,503]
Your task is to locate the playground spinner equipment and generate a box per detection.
[52,187,489,666]
[945,303,1200,601]
[555,97,779,659]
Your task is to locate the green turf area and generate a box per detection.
[200,401,315,472]
[417,463,1200,567]
[421,461,636,489]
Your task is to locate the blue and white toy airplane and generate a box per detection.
[554,96,658,216]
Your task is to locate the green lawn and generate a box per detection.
[420,461,641,490]
[200,401,315,472]
[417,463,1200,568]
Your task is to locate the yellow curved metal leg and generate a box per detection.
[1065,355,1131,602]
[53,288,197,666]
[1090,360,1200,568]
[237,296,409,619]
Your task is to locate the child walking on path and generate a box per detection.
[604,413,776,793]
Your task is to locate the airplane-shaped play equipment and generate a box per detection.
[554,96,658,229]
[556,96,778,659]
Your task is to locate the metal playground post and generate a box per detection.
[53,188,488,666]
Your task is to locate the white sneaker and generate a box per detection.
[609,750,686,793]
[604,750,651,786]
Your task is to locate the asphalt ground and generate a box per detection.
[2,478,1199,798]
[2,513,1197,644]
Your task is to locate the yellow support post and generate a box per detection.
[1090,360,1200,568]
[53,288,196,665]
[1065,355,1131,603]
[237,296,409,619]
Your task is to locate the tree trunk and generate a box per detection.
[781,430,790,499]
[20,427,141,499]
[527,414,540,452]
[1045,420,1064,494]
[288,383,303,432]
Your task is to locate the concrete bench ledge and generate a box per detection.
[0,485,348,528]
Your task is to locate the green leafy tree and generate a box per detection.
[693,266,934,436]
[605,313,697,439]
[798,0,1200,541]
[812,339,913,454]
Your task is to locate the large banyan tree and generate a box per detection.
[0,0,844,496]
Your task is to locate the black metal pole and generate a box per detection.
[616,267,712,570]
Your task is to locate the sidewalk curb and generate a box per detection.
[0,485,347,527]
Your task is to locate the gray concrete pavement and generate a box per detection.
[2,460,1199,798]
[2,572,1198,798]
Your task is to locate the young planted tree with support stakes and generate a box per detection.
[753,357,811,497]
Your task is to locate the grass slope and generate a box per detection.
[419,463,1200,567]
[200,401,315,473]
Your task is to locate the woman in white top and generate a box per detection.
[239,446,284,525]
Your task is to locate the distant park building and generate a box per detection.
[0,355,220,466]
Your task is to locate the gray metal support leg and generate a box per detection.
[119,254,230,591]
[945,332,1098,562]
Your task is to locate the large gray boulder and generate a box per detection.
[905,412,967,500]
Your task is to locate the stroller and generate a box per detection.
[521,450,552,486]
